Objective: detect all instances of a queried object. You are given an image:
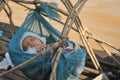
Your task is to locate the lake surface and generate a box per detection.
[0,0,120,49]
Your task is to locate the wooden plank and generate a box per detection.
[0,70,30,80]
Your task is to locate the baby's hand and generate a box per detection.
[36,44,46,52]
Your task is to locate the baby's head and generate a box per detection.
[20,32,46,53]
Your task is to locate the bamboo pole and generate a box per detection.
[98,43,120,67]
[86,56,120,69]
[62,0,99,70]
[79,18,120,67]
[50,1,87,80]
[0,0,9,12]
[11,0,69,16]
[62,0,102,71]
[3,3,16,35]
[84,67,117,78]
[85,28,120,67]
[84,67,100,74]
[64,0,85,30]
[67,0,102,71]
[66,0,120,71]
[87,35,120,52]
[12,1,33,11]
[83,25,120,67]
[79,74,88,80]
[49,47,63,80]
[61,0,83,36]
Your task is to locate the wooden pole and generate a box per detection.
[98,43,120,67]
[87,35,120,52]
[62,0,98,70]
[3,2,16,35]
[86,56,120,69]
[62,0,102,71]
[0,0,9,12]
[50,0,88,80]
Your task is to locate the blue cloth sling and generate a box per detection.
[8,3,86,80]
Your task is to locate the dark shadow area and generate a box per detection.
[83,49,120,80]
[0,22,19,38]
[0,22,19,59]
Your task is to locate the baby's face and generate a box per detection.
[22,36,45,51]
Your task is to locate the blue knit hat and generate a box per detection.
[20,32,46,52]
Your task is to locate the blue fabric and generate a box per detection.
[57,43,86,80]
[38,3,61,20]
[0,30,3,37]
[8,3,86,80]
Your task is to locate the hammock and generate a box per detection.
[8,3,86,80]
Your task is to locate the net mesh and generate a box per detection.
[8,3,86,80]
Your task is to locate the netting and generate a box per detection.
[8,3,86,80]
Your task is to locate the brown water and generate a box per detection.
[0,0,120,49]
[80,0,120,49]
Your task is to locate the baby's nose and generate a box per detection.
[29,42,34,47]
